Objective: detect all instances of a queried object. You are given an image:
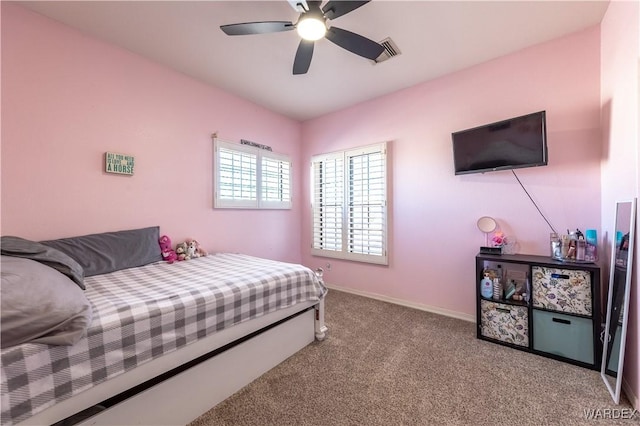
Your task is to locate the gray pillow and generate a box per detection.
[1,256,93,348]
[1,236,85,289]
[41,226,162,277]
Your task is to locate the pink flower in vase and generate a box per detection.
[492,231,507,247]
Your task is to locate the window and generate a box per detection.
[311,142,388,265]
[214,139,291,209]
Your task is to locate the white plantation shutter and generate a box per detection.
[312,153,343,252]
[348,148,385,257]
[311,142,388,265]
[216,142,257,208]
[214,139,291,209]
[261,154,292,208]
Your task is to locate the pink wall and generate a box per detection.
[600,0,640,406]
[301,27,602,318]
[4,0,636,405]
[1,3,303,263]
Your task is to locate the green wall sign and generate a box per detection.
[105,152,134,175]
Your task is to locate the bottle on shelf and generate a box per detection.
[585,229,598,262]
[550,232,561,259]
[577,236,586,261]
[492,277,502,301]
[481,272,493,298]
[561,234,570,259]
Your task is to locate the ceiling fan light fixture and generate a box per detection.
[297,16,326,41]
[221,1,379,75]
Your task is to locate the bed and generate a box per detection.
[0,227,327,425]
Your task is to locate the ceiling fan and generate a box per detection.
[220,0,384,75]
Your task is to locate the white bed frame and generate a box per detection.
[20,299,328,426]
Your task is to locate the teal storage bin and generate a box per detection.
[533,309,593,364]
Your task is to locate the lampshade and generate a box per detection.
[297,16,326,41]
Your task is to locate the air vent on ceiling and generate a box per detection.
[373,37,401,64]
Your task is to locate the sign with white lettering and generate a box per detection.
[105,152,135,175]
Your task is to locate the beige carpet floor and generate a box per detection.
[189,289,638,425]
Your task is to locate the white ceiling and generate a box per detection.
[18,1,609,121]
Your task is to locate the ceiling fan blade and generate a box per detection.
[306,0,323,10]
[325,27,384,60]
[322,1,369,20]
[220,21,294,36]
[293,40,315,75]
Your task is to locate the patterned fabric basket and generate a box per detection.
[531,266,591,315]
[480,300,529,347]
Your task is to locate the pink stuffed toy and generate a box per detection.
[159,235,178,264]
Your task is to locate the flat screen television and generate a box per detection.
[452,111,547,175]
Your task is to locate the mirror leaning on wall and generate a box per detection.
[601,198,636,404]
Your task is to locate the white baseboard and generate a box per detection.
[325,283,475,323]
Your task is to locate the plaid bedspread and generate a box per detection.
[1,254,326,425]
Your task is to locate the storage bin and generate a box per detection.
[531,266,592,315]
[532,309,593,364]
[480,300,528,347]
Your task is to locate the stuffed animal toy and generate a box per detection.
[186,240,198,259]
[185,238,208,258]
[175,242,189,261]
[196,242,208,257]
[158,235,178,264]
